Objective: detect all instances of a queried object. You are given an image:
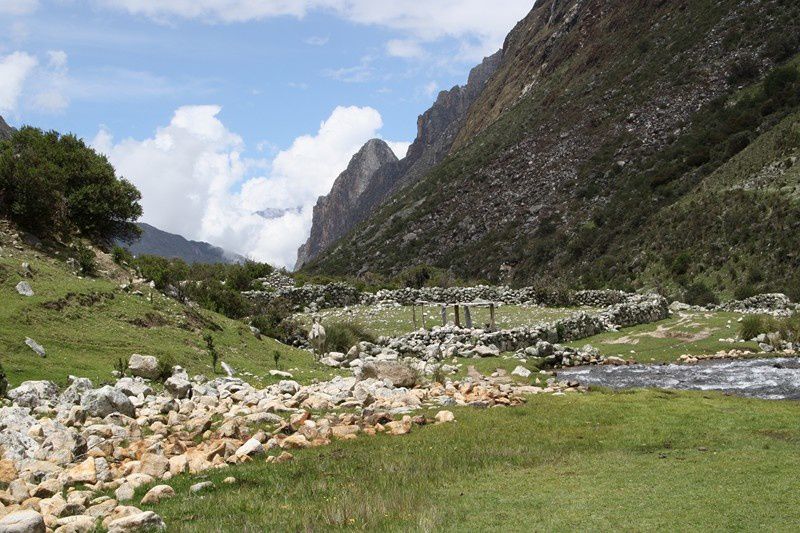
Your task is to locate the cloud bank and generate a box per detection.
[93,105,409,268]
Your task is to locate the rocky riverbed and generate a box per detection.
[558,357,800,400]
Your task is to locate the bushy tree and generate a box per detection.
[0,127,142,244]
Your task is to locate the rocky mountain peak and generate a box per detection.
[0,116,15,141]
[295,139,398,269]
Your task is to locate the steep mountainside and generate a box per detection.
[0,116,15,140]
[307,0,800,298]
[296,51,502,269]
[296,139,399,268]
[123,223,243,264]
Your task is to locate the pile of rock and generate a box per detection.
[716,293,796,316]
[514,341,632,368]
[255,271,296,292]
[0,359,580,530]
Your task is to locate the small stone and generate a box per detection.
[189,481,213,494]
[24,338,46,358]
[511,366,531,378]
[15,281,34,297]
[140,485,175,505]
[235,438,265,458]
[222,477,236,485]
[106,511,165,532]
[434,410,455,424]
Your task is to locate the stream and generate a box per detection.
[557,357,800,400]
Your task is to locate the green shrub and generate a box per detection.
[325,322,376,354]
[734,284,757,301]
[156,355,176,382]
[683,281,719,306]
[739,315,766,340]
[204,334,218,372]
[0,361,7,398]
[112,245,134,265]
[764,31,800,62]
[74,243,97,276]
[764,65,799,99]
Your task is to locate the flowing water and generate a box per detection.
[557,358,800,400]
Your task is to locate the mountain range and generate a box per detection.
[122,223,243,264]
[301,0,800,298]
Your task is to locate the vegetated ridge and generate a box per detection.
[306,0,800,301]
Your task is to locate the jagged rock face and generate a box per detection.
[296,139,398,269]
[296,51,502,269]
[0,116,15,141]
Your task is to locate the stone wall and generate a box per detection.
[382,293,669,358]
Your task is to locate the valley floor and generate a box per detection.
[139,389,800,532]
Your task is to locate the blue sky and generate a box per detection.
[0,0,533,267]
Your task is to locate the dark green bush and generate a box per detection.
[74,243,97,276]
[325,322,376,354]
[156,354,176,382]
[112,245,134,266]
[764,65,799,99]
[734,284,757,301]
[764,31,800,62]
[0,127,142,244]
[683,281,719,306]
[184,280,250,319]
[251,298,304,344]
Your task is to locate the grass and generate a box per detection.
[566,311,761,363]
[138,389,800,531]
[298,304,595,339]
[0,244,338,388]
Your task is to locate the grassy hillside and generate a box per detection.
[136,389,800,531]
[0,227,334,388]
[307,0,800,300]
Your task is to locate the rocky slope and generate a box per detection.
[296,51,502,269]
[296,140,399,269]
[0,116,15,140]
[122,223,242,264]
[307,0,800,298]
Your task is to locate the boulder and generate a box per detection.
[7,381,58,408]
[359,362,417,388]
[106,511,165,532]
[277,380,300,395]
[60,377,93,405]
[189,481,213,494]
[163,377,191,399]
[53,515,96,533]
[81,386,135,418]
[64,458,97,486]
[0,510,46,533]
[127,355,159,380]
[114,378,152,398]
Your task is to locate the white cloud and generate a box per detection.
[323,56,374,83]
[423,81,439,98]
[304,36,329,46]
[386,38,425,59]
[0,0,38,15]
[93,105,409,268]
[95,0,532,61]
[0,52,38,114]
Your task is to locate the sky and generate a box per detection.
[0,0,533,267]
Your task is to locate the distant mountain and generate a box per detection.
[296,139,399,269]
[122,223,243,264]
[0,116,15,140]
[295,51,502,269]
